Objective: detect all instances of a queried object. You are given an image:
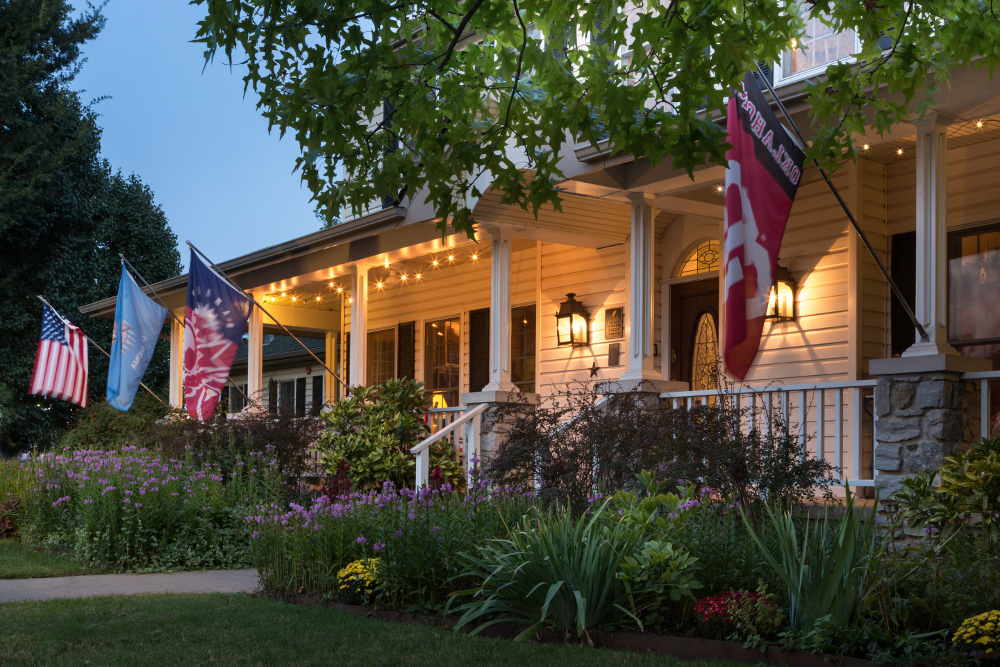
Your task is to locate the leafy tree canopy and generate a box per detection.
[0,1,182,452]
[194,0,1000,237]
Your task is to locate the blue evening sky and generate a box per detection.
[72,2,320,273]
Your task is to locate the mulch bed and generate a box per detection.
[279,594,875,667]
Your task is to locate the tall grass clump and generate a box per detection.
[22,445,281,571]
[0,458,38,501]
[248,480,533,610]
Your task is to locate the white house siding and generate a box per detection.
[859,159,890,369]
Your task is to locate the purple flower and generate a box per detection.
[394,530,404,538]
[373,542,386,552]
[357,536,368,546]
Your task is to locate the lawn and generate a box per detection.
[0,593,744,666]
[0,540,93,580]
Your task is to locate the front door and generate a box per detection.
[670,278,720,389]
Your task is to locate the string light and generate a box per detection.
[896,148,904,156]
[715,185,724,193]
[416,273,422,279]
[328,282,334,288]
[336,287,343,293]
[316,296,321,302]
[291,295,297,301]
[977,119,984,129]
[281,292,286,297]
[471,253,478,261]
[348,297,353,303]
[448,254,455,262]
[862,143,870,151]
[400,274,407,281]
[432,259,439,266]
[376,281,384,289]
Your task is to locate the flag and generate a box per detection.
[183,250,252,420]
[723,72,806,380]
[107,265,169,411]
[29,303,89,407]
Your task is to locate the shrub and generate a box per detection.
[455,503,650,641]
[60,394,173,450]
[694,587,784,641]
[896,435,1000,539]
[953,610,1000,662]
[337,558,381,606]
[316,379,461,491]
[22,447,280,570]
[249,482,532,610]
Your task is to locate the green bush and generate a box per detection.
[316,379,461,491]
[60,394,173,451]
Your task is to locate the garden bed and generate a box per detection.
[283,594,876,667]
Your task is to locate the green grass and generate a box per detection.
[0,593,745,666]
[0,540,93,579]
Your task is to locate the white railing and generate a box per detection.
[661,380,878,488]
[412,404,488,488]
[960,370,1000,439]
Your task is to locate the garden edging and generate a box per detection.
[284,594,876,667]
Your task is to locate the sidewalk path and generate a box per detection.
[0,569,258,603]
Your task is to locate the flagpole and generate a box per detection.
[36,296,169,409]
[185,241,351,394]
[752,62,929,343]
[117,255,251,406]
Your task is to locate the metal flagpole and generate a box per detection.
[36,296,169,409]
[185,241,351,394]
[753,62,929,343]
[117,254,251,406]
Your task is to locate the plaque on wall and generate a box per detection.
[605,307,624,340]
[608,343,621,367]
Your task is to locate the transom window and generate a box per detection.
[780,9,857,82]
[676,240,721,277]
[691,313,720,391]
[367,328,396,386]
[511,305,537,393]
[425,318,460,408]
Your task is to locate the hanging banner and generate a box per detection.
[107,265,169,411]
[183,250,252,420]
[723,72,806,380]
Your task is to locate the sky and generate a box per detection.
[71,2,320,272]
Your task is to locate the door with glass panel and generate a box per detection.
[424,318,460,407]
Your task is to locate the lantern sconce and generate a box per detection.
[556,293,590,346]
[766,263,797,322]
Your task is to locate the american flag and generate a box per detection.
[29,303,89,407]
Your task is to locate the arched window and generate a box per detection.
[691,313,720,391]
[676,240,721,277]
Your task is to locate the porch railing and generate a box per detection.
[960,370,1000,439]
[412,404,487,488]
[660,381,878,488]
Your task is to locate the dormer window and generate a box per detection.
[777,8,858,85]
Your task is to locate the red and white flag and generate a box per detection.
[29,303,89,407]
[723,72,806,380]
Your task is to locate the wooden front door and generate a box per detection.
[670,278,720,388]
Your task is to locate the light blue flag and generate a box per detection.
[107,265,169,411]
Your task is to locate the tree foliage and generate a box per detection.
[0,0,182,452]
[194,0,1000,236]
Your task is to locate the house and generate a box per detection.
[224,334,332,416]
[79,21,1000,493]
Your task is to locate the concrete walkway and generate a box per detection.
[0,569,258,603]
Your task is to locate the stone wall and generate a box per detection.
[873,371,981,496]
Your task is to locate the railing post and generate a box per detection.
[415,449,429,489]
[852,387,863,483]
[982,378,990,440]
[834,389,844,480]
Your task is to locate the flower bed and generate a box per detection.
[21,446,280,571]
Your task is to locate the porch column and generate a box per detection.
[484,227,516,393]
[168,317,184,409]
[246,304,264,408]
[348,264,369,386]
[621,192,663,384]
[325,330,338,403]
[904,113,957,357]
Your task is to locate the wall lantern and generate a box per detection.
[766,263,797,322]
[556,293,590,346]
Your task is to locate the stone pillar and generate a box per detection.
[870,355,989,496]
[484,227,516,393]
[246,304,264,408]
[348,264,369,386]
[905,113,957,357]
[169,317,184,409]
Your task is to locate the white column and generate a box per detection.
[484,227,516,393]
[246,304,264,408]
[621,192,663,382]
[169,317,184,409]
[325,331,338,403]
[349,264,369,386]
[904,112,957,357]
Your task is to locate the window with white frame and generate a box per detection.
[366,328,396,386]
[777,7,858,84]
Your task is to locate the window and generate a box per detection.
[278,380,296,414]
[367,328,396,386]
[228,384,248,412]
[691,313,720,391]
[424,318,460,407]
[948,224,1000,358]
[779,8,857,83]
[511,305,536,393]
[311,375,324,415]
[676,240,721,277]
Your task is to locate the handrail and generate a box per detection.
[411,403,488,455]
[660,379,877,399]
[960,370,1000,380]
